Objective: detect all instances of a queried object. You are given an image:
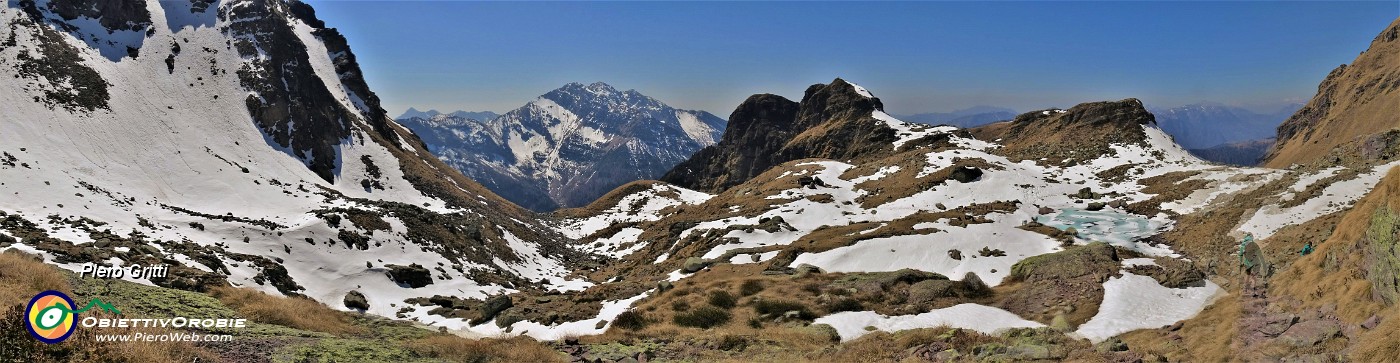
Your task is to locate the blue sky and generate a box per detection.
[303,1,1398,117]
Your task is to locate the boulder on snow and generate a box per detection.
[386,263,433,288]
[949,166,983,183]
[343,290,369,311]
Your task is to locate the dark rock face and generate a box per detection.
[662,94,800,192]
[224,0,394,182]
[7,2,111,112]
[289,3,397,145]
[662,78,903,193]
[386,264,434,288]
[48,0,151,32]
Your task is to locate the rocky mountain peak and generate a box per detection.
[794,78,887,130]
[662,79,923,193]
[1265,18,1400,169]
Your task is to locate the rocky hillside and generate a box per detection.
[1265,18,1400,169]
[662,78,949,193]
[400,83,726,211]
[523,78,1399,360]
[0,0,592,331]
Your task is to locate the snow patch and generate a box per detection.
[817,304,1045,342]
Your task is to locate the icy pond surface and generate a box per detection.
[1035,208,1177,257]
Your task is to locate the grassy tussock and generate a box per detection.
[406,334,566,363]
[208,285,365,335]
[0,250,70,307]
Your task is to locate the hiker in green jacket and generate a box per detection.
[1239,232,1258,293]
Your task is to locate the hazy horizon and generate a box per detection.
[303,1,1396,118]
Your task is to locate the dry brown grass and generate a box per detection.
[406,334,567,363]
[0,256,218,363]
[1136,168,1400,361]
[1275,168,1400,324]
[0,250,70,308]
[208,285,365,335]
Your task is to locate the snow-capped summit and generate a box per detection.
[399,82,727,211]
[0,0,587,328]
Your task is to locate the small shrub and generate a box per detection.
[739,280,765,296]
[1366,207,1400,305]
[825,298,865,313]
[707,290,736,309]
[717,334,749,351]
[671,300,691,312]
[613,310,647,331]
[407,334,566,363]
[747,318,763,329]
[673,306,732,328]
[753,300,816,320]
[800,282,823,295]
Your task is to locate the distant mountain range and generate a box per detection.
[1148,102,1301,150]
[398,82,726,211]
[398,108,499,122]
[1189,138,1275,166]
[896,106,1017,128]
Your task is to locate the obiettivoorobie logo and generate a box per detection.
[24,290,121,344]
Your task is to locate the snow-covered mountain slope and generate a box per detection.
[522,81,1399,345]
[0,0,591,329]
[398,82,727,211]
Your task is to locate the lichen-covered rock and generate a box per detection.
[471,295,513,325]
[682,257,709,273]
